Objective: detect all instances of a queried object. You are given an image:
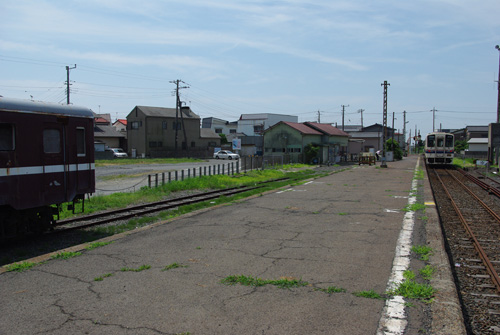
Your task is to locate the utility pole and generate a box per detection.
[381,81,390,168]
[357,109,364,128]
[341,105,349,131]
[170,79,189,152]
[403,111,408,156]
[496,45,500,123]
[391,111,395,148]
[65,64,76,104]
[317,110,321,123]
[431,107,437,132]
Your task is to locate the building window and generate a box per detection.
[162,121,168,129]
[43,129,61,153]
[76,127,85,156]
[0,124,15,151]
[149,141,157,148]
[131,121,141,129]
[254,125,264,134]
[215,128,222,134]
[229,129,236,134]
[173,122,181,130]
[191,141,196,147]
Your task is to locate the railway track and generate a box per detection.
[53,178,290,233]
[429,166,500,334]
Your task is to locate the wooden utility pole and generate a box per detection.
[357,109,364,128]
[170,79,189,153]
[66,64,76,104]
[341,105,349,131]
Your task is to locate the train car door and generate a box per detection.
[41,122,67,204]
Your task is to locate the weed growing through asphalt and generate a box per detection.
[403,203,426,212]
[86,241,113,250]
[221,275,309,289]
[338,212,348,216]
[419,265,436,280]
[414,169,424,180]
[352,290,384,300]
[388,279,435,301]
[121,264,151,272]
[315,286,346,294]
[5,261,37,272]
[94,273,114,281]
[51,251,82,260]
[162,263,188,271]
[411,245,433,261]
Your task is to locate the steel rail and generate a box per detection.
[456,168,500,198]
[432,168,500,293]
[446,170,500,223]
[56,177,290,227]
[54,177,290,232]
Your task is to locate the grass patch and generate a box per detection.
[403,203,426,212]
[94,273,114,281]
[338,212,348,216]
[162,263,188,271]
[315,286,346,294]
[419,265,436,280]
[85,241,113,250]
[59,168,319,220]
[121,264,151,272]
[352,289,384,300]
[411,245,433,261]
[414,168,424,180]
[51,251,82,260]
[5,261,37,272]
[221,275,309,289]
[388,279,436,301]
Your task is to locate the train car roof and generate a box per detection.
[0,97,94,118]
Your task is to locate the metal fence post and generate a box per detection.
[168,171,171,183]
[155,173,158,187]
[148,174,151,188]
[175,170,178,181]
[236,161,239,174]
[181,170,184,181]
[162,172,165,185]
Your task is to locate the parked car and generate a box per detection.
[214,150,239,160]
[107,148,128,158]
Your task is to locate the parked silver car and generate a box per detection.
[213,150,239,160]
[107,148,128,158]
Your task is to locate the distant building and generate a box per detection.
[263,121,349,164]
[126,105,220,158]
[201,117,237,135]
[113,119,127,132]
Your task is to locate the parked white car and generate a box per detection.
[107,148,128,158]
[213,150,239,160]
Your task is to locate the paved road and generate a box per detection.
[0,156,465,334]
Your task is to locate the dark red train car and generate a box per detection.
[0,97,95,237]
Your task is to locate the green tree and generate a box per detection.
[386,138,403,160]
[454,140,468,153]
[219,134,228,144]
[304,144,320,164]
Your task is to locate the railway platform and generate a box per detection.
[0,155,466,334]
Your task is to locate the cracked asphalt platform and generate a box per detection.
[0,155,464,335]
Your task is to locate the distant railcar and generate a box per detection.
[424,132,454,165]
[0,97,95,238]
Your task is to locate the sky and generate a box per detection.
[1,0,500,138]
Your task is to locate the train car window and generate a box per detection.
[43,129,61,153]
[427,135,435,147]
[437,137,444,147]
[446,135,454,147]
[76,128,86,156]
[0,124,15,150]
